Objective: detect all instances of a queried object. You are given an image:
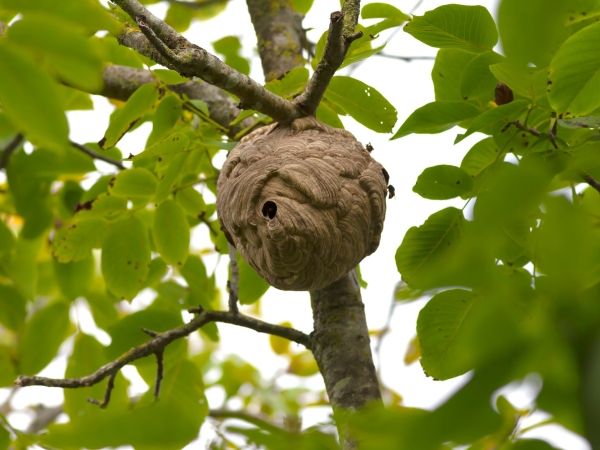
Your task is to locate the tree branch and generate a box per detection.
[583,173,600,194]
[293,2,363,116]
[112,0,302,123]
[15,309,311,393]
[0,133,24,171]
[310,269,381,450]
[228,243,239,314]
[246,0,305,82]
[70,141,125,170]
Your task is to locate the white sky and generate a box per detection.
[0,1,591,449]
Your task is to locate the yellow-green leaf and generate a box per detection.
[0,43,68,149]
[99,83,159,149]
[18,301,70,375]
[548,21,600,116]
[153,200,190,267]
[109,168,157,200]
[7,16,104,92]
[101,216,151,300]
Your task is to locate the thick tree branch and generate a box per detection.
[310,269,381,450]
[246,0,305,82]
[15,309,310,392]
[228,243,239,314]
[112,0,301,123]
[70,141,125,170]
[0,133,23,171]
[293,2,363,116]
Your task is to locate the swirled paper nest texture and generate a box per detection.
[217,117,387,291]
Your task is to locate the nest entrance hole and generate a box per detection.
[262,201,277,219]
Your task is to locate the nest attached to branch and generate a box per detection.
[217,117,388,291]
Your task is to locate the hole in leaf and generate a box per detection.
[262,201,277,219]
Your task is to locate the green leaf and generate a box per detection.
[3,0,120,34]
[53,255,95,301]
[101,216,151,300]
[432,49,479,102]
[393,101,481,139]
[134,132,189,160]
[0,284,26,331]
[489,63,548,101]
[18,301,70,375]
[0,420,9,449]
[316,100,344,129]
[44,359,206,450]
[7,16,104,92]
[455,100,528,143]
[52,218,109,262]
[264,67,309,99]
[560,116,600,129]
[175,186,206,217]
[153,69,190,85]
[292,0,314,14]
[147,96,183,147]
[324,76,397,133]
[99,83,159,149]
[361,3,410,21]
[413,165,473,200]
[237,252,270,305]
[153,199,190,267]
[142,257,168,289]
[460,137,500,177]
[155,152,189,203]
[498,0,600,68]
[212,36,250,76]
[549,21,600,116]
[0,43,68,149]
[460,51,505,101]
[109,168,157,200]
[404,5,498,52]
[0,346,18,387]
[339,43,386,70]
[417,289,475,380]
[0,221,15,255]
[395,207,466,288]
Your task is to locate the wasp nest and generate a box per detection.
[216,117,388,291]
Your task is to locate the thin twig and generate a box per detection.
[70,141,125,170]
[0,133,24,170]
[15,309,311,394]
[376,53,435,62]
[512,120,541,137]
[87,371,117,408]
[583,173,600,194]
[228,243,239,314]
[154,350,164,399]
[112,0,301,123]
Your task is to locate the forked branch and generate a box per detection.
[16,308,311,407]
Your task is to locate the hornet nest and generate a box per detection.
[216,117,388,291]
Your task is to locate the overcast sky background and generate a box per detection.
[0,1,591,449]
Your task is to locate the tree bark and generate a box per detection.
[310,270,382,449]
[246,0,306,82]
